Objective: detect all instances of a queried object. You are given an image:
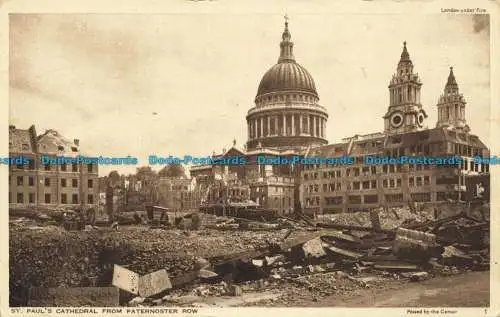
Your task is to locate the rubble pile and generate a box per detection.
[257,270,392,305]
[116,229,283,276]
[319,203,470,230]
[202,215,302,231]
[10,205,80,222]
[11,202,489,307]
[320,206,433,229]
[151,206,488,307]
[10,225,104,305]
[9,226,283,305]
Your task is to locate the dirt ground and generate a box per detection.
[282,271,489,307]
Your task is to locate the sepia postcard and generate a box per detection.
[1,0,499,316]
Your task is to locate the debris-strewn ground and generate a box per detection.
[9,201,490,307]
[9,225,284,304]
[239,270,490,307]
[284,270,490,307]
[317,202,467,229]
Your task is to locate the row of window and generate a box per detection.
[379,177,430,189]
[304,164,435,180]
[302,145,487,172]
[272,196,292,206]
[305,196,320,207]
[256,93,315,105]
[207,189,249,200]
[382,178,401,189]
[307,194,379,206]
[12,176,93,188]
[460,159,488,173]
[170,185,189,191]
[268,186,292,194]
[408,176,431,187]
[304,176,432,193]
[252,186,292,194]
[227,189,248,197]
[305,181,376,193]
[12,143,79,152]
[448,142,483,157]
[13,162,95,172]
[9,193,94,204]
[307,191,451,207]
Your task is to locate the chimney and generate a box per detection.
[28,125,38,151]
[74,139,80,146]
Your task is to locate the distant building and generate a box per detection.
[8,125,99,212]
[190,145,297,215]
[98,192,106,218]
[156,175,202,213]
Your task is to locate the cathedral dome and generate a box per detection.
[257,62,318,97]
[255,20,318,99]
[246,19,328,151]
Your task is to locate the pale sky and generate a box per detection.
[9,13,490,175]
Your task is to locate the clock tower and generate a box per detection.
[384,42,427,134]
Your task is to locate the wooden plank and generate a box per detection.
[323,244,363,259]
[320,230,362,244]
[373,262,419,271]
[28,287,119,307]
[361,254,400,262]
[316,222,394,234]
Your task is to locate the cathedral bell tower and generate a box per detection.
[384,42,427,134]
[436,67,470,132]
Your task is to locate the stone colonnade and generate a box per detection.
[438,103,465,123]
[248,113,326,139]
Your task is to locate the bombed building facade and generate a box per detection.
[191,21,490,217]
[8,125,99,212]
